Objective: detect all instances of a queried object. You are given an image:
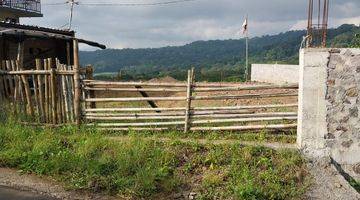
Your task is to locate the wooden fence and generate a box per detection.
[0,57,90,125]
[83,69,299,132]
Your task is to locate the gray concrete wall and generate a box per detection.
[298,48,360,180]
[251,64,299,84]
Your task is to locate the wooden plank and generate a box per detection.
[5,60,14,98]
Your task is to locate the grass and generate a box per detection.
[105,129,297,144]
[0,105,308,199]
[0,117,310,199]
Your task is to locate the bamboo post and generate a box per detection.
[50,68,58,124]
[17,42,34,117]
[60,64,69,123]
[36,59,45,122]
[85,65,96,109]
[5,61,14,98]
[55,59,63,124]
[10,61,18,110]
[73,39,82,126]
[1,61,9,98]
[184,68,195,133]
[32,73,40,119]
[44,59,49,123]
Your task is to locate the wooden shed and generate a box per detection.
[0,22,106,69]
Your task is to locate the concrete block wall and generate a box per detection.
[298,48,360,179]
[251,64,299,84]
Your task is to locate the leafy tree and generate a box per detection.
[80,24,360,82]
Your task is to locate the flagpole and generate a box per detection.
[243,14,249,81]
[245,29,249,81]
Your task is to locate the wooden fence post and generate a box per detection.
[73,39,82,126]
[184,68,195,133]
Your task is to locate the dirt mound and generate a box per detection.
[148,76,180,83]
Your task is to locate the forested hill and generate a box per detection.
[80,24,360,82]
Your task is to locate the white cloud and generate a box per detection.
[21,0,360,49]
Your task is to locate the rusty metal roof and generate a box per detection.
[0,23,106,49]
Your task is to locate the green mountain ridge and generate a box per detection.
[80,24,360,82]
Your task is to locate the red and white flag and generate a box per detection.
[242,17,248,34]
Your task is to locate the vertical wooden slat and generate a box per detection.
[44,59,50,123]
[17,42,34,117]
[16,61,25,112]
[32,73,40,119]
[73,39,81,126]
[184,68,195,133]
[0,60,5,102]
[1,61,9,99]
[60,64,69,123]
[50,68,57,124]
[67,65,74,122]
[10,61,18,105]
[36,59,45,122]
[55,59,62,124]
[5,60,14,99]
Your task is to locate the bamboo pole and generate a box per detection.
[190,124,298,131]
[83,80,298,89]
[192,93,298,101]
[84,87,187,92]
[193,84,299,92]
[32,73,40,118]
[184,69,194,133]
[66,65,74,122]
[44,59,50,123]
[73,39,82,126]
[17,42,34,117]
[36,59,45,122]
[85,97,186,102]
[1,61,9,98]
[55,59,63,124]
[190,116,297,125]
[84,110,254,117]
[50,68,58,124]
[84,112,297,121]
[5,61,14,98]
[95,124,297,132]
[60,64,69,123]
[10,61,18,110]
[85,66,96,109]
[84,104,297,113]
[84,93,297,102]
[89,121,185,127]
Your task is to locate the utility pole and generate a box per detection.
[67,0,79,30]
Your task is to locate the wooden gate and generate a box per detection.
[83,69,299,132]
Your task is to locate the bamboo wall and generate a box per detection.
[0,58,78,124]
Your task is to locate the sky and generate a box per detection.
[22,0,360,50]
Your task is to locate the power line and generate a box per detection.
[43,0,198,6]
